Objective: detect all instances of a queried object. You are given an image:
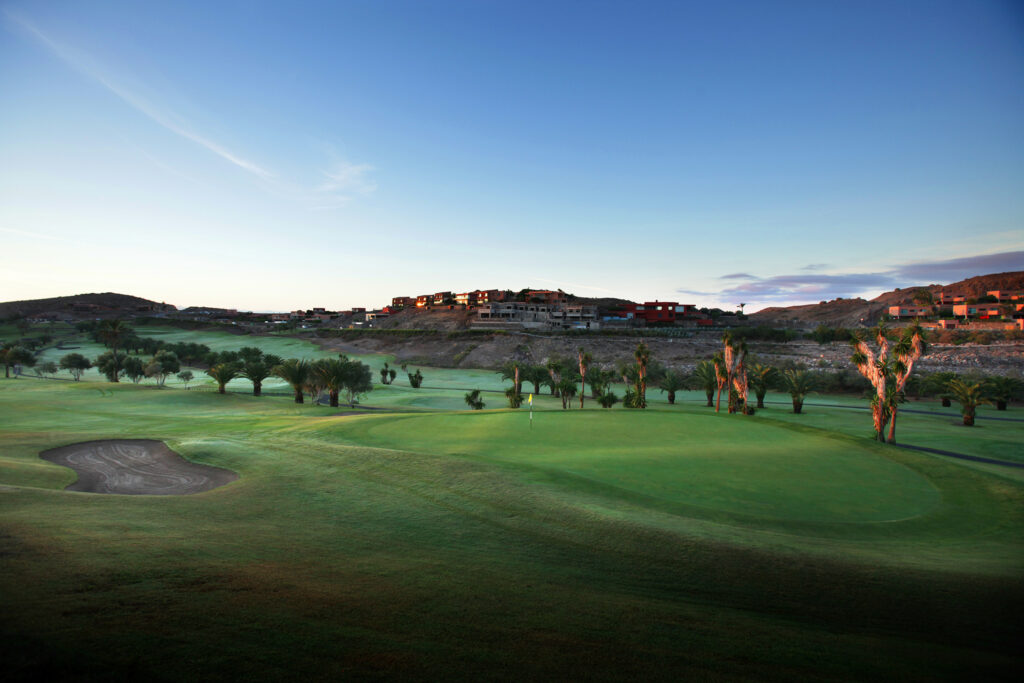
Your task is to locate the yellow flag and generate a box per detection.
[528,394,533,405]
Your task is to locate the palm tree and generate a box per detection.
[505,386,523,408]
[779,369,816,414]
[578,348,592,409]
[657,370,687,405]
[206,363,240,394]
[886,324,926,442]
[241,360,272,396]
[713,352,728,412]
[692,361,717,407]
[634,342,650,409]
[274,359,310,404]
[947,379,990,426]
[464,389,485,410]
[747,363,778,409]
[851,323,926,443]
[522,365,548,396]
[313,358,348,407]
[546,357,565,396]
[983,376,1023,411]
[557,377,578,409]
[597,390,619,408]
[96,320,131,382]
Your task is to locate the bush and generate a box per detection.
[408,369,423,388]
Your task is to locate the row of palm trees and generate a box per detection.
[494,343,817,413]
[207,356,373,407]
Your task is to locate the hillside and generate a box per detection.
[0,292,176,320]
[752,271,1024,326]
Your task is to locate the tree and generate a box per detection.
[314,359,348,407]
[779,369,816,414]
[274,359,310,403]
[1,344,33,378]
[657,370,687,405]
[206,363,240,394]
[123,356,147,384]
[464,389,485,410]
[546,356,567,396]
[712,352,728,412]
[912,288,934,305]
[692,361,717,407]
[35,361,58,377]
[95,320,132,383]
[633,342,650,409]
[578,348,592,409]
[885,324,927,442]
[946,379,989,426]
[408,369,423,388]
[557,377,578,409]
[522,365,548,395]
[95,351,126,382]
[342,360,374,407]
[238,346,264,363]
[851,323,926,443]
[177,370,194,388]
[380,362,393,385]
[747,363,778,409]
[597,390,619,408]
[587,367,614,399]
[241,360,272,396]
[983,376,1023,411]
[717,333,748,414]
[505,386,523,408]
[60,352,92,381]
[145,351,180,386]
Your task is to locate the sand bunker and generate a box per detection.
[40,439,237,495]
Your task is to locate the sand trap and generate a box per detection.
[40,439,237,495]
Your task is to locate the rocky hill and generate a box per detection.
[751,271,1024,327]
[0,292,176,320]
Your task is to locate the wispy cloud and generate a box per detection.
[680,250,1024,305]
[4,9,375,208]
[0,226,60,241]
[315,162,377,196]
[4,10,274,180]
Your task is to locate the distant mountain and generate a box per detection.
[0,292,176,319]
[750,271,1024,327]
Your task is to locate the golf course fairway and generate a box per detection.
[1,376,1022,681]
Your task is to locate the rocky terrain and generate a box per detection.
[317,330,1023,378]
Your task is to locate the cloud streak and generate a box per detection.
[5,10,275,180]
[681,250,1024,305]
[5,10,375,208]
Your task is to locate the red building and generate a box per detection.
[617,301,680,324]
[391,296,416,309]
[455,292,478,307]
[524,290,567,305]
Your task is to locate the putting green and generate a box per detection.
[336,410,941,524]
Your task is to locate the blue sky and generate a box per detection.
[2,0,1022,312]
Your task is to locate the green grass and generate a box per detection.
[2,328,1024,680]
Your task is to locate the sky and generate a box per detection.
[1,0,1022,312]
